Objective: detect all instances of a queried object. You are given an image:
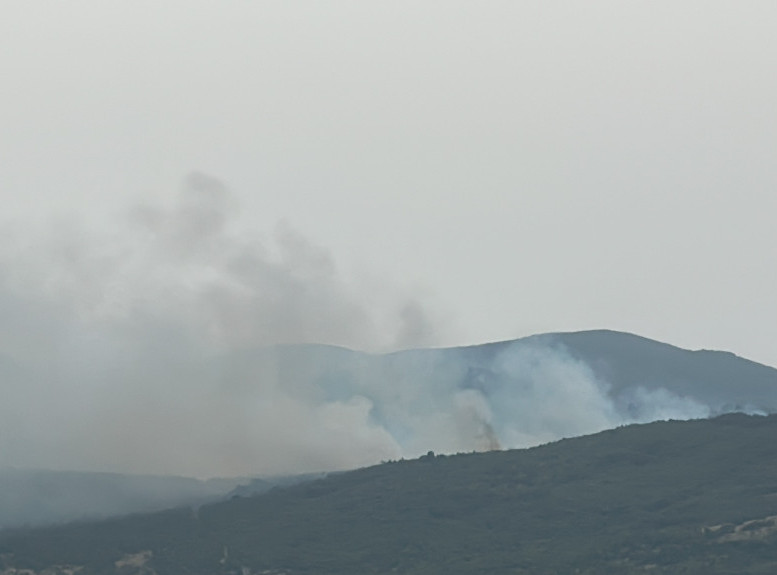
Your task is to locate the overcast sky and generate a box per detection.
[2,2,776,366]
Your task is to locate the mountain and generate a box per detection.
[4,414,777,574]
[3,329,776,531]
[0,469,334,531]
[550,330,777,412]
[0,469,244,530]
[397,329,777,416]
[268,329,777,418]
[212,329,777,455]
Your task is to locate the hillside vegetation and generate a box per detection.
[4,414,777,574]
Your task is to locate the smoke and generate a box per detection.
[0,174,433,477]
[0,174,724,478]
[453,390,501,451]
[464,343,712,448]
[3,174,444,350]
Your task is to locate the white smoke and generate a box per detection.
[0,175,724,478]
[615,387,712,422]
[0,174,432,477]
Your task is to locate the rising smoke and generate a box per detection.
[0,174,439,477]
[0,174,716,478]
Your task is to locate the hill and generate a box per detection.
[386,329,777,416]
[550,330,777,413]
[0,469,327,530]
[0,469,243,530]
[3,329,777,530]
[213,329,777,455]
[4,414,777,574]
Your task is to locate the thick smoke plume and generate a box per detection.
[2,173,436,352]
[0,175,717,478]
[0,174,437,477]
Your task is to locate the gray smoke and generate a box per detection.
[0,174,441,351]
[0,175,719,478]
[0,174,438,477]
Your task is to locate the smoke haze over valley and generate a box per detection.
[1,182,775,479]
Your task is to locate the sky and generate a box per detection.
[2,1,776,363]
[0,2,776,477]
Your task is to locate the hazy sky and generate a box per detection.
[2,1,776,366]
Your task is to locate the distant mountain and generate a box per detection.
[282,329,777,416]
[549,330,777,413]
[0,469,242,529]
[213,330,777,454]
[5,414,777,574]
[0,469,333,531]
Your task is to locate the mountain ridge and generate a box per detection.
[2,329,777,530]
[4,413,777,574]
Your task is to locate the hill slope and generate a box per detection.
[0,469,244,530]
[4,414,777,574]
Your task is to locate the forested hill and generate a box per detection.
[5,413,777,574]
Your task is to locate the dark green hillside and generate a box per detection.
[5,414,777,574]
